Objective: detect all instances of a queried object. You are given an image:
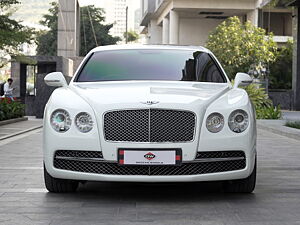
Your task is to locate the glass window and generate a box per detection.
[26,65,37,95]
[76,49,226,83]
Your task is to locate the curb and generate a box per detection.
[0,117,28,126]
[257,123,300,141]
[0,125,43,141]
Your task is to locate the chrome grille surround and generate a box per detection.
[53,150,246,176]
[103,109,196,143]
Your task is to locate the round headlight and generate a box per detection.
[228,109,249,133]
[50,109,71,132]
[206,113,224,133]
[75,112,93,133]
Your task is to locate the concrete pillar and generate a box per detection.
[10,62,20,97]
[162,17,169,44]
[247,9,258,26]
[169,10,179,44]
[57,0,80,58]
[149,20,162,44]
[292,7,300,110]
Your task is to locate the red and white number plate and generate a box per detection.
[118,149,182,166]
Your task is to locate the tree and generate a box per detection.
[123,30,139,43]
[35,1,58,56]
[0,0,34,67]
[80,5,120,55]
[36,2,120,56]
[206,16,278,79]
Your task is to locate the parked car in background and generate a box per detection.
[43,45,256,193]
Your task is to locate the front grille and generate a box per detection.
[103,109,196,142]
[54,150,246,176]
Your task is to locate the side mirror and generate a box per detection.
[233,72,252,89]
[44,72,67,87]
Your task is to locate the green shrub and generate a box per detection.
[256,105,281,119]
[0,99,25,121]
[237,83,281,119]
[285,121,300,129]
[243,83,272,108]
[269,40,293,90]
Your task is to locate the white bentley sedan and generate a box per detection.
[43,45,256,193]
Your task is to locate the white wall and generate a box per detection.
[149,20,162,44]
[179,18,224,46]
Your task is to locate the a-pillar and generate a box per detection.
[162,17,169,44]
[169,10,179,44]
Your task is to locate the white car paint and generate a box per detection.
[43,45,256,183]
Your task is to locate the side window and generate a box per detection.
[195,53,225,83]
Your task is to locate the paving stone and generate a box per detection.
[0,129,300,224]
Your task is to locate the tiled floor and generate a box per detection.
[0,119,42,138]
[0,129,300,225]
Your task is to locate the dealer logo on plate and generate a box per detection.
[144,152,156,160]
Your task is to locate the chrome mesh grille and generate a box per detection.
[103,109,196,142]
[104,109,149,142]
[53,151,246,176]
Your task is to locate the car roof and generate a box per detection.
[91,44,211,53]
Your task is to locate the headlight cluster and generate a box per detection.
[50,109,71,132]
[50,110,93,133]
[206,113,224,133]
[228,110,249,133]
[206,109,249,133]
[75,112,93,133]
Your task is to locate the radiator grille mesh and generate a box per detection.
[104,109,196,142]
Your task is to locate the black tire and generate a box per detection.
[223,159,256,193]
[44,164,79,193]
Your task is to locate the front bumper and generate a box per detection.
[44,148,256,182]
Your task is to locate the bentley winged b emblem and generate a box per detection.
[140,100,160,105]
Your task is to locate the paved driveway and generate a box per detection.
[0,128,300,225]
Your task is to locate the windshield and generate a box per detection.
[76,49,226,83]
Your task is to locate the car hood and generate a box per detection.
[70,81,230,111]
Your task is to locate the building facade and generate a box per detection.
[140,0,293,46]
[101,0,140,40]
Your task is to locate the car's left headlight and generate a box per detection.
[75,112,93,133]
[228,109,249,133]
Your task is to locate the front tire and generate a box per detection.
[44,164,79,193]
[223,159,256,193]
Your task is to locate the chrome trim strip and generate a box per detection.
[55,156,109,163]
[189,157,245,163]
[55,156,245,164]
[102,108,197,143]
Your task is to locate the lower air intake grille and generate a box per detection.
[55,150,103,158]
[54,150,246,176]
[196,151,245,159]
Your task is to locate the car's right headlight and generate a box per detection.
[50,109,72,132]
[228,109,249,133]
[206,112,224,133]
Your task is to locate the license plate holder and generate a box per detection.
[118,148,182,166]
